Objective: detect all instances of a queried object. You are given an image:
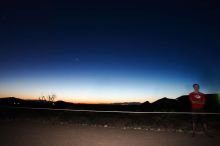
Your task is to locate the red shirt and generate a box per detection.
[189,92,206,109]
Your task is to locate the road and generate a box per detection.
[0,121,219,146]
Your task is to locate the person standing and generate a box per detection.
[189,84,211,137]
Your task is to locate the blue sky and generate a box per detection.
[0,0,219,103]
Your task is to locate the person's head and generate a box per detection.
[193,84,200,92]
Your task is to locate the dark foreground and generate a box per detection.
[0,120,219,146]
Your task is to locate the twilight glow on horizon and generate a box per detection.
[0,67,198,103]
[0,1,220,103]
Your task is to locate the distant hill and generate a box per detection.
[112,102,142,105]
[151,97,177,111]
[0,94,219,112]
[145,94,219,112]
[0,97,25,105]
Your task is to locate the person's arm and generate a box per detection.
[189,93,193,104]
[189,93,205,104]
[191,100,204,104]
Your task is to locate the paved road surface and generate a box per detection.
[0,121,219,146]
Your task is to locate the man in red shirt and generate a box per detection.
[189,84,210,137]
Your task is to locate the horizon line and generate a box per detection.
[0,93,219,104]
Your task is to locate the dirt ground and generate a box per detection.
[0,121,219,146]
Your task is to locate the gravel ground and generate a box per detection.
[0,120,219,146]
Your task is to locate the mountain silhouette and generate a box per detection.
[0,97,25,105]
[0,94,219,112]
[151,97,177,111]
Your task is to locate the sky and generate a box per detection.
[0,0,220,103]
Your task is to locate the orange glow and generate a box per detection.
[0,94,156,104]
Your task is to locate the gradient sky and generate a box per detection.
[0,0,220,103]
